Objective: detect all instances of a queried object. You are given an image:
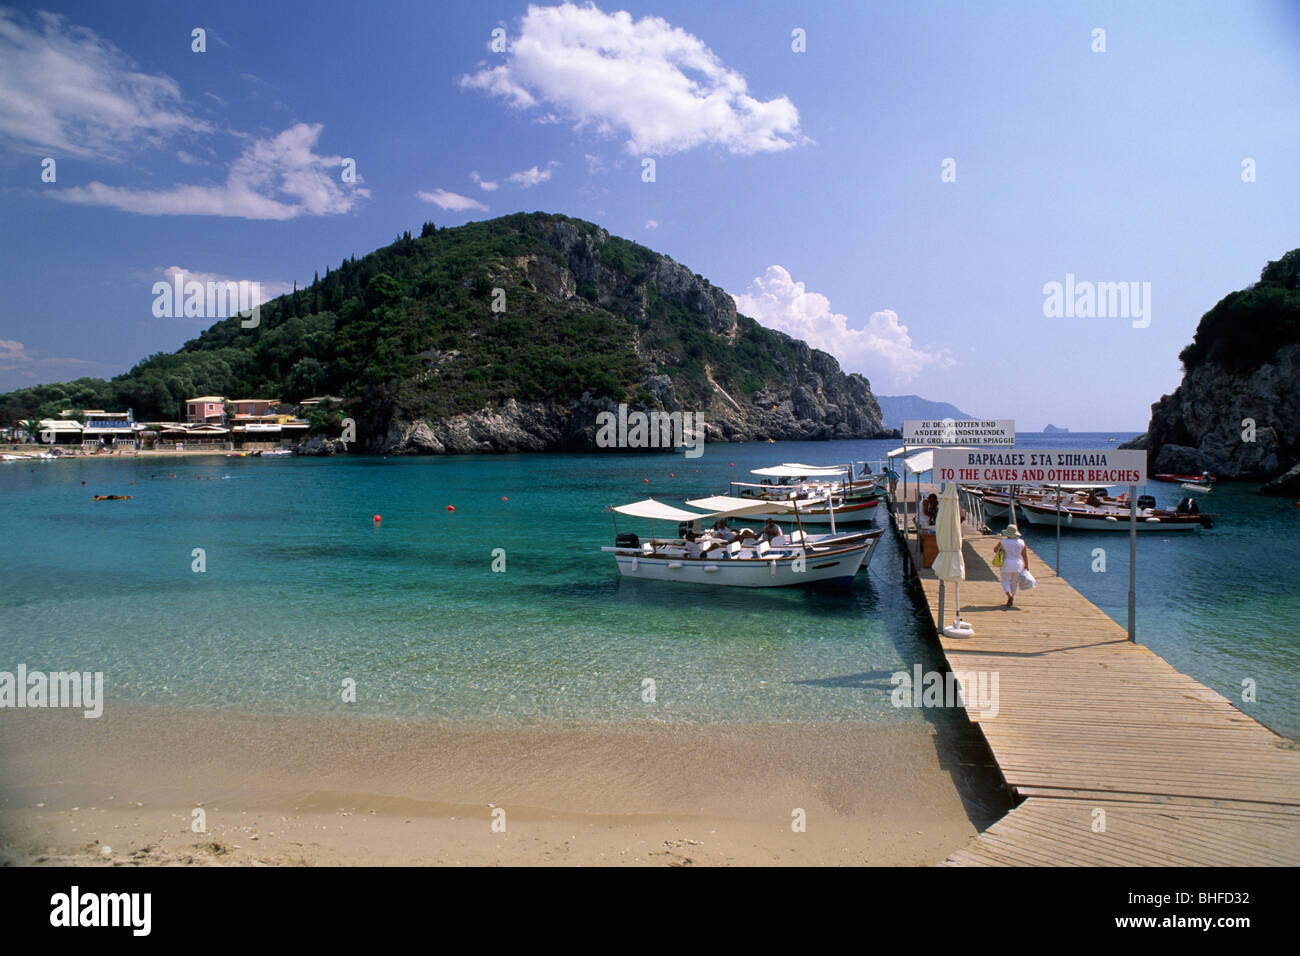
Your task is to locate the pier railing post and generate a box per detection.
[1055,483,1061,576]
[1128,484,1136,642]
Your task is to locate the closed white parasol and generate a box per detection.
[933,481,973,637]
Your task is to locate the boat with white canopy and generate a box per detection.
[603,496,883,588]
[755,462,889,498]
[729,463,885,525]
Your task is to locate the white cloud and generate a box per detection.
[0,10,208,159]
[470,170,499,191]
[155,266,292,310]
[459,2,806,156]
[417,188,488,212]
[733,266,954,388]
[644,219,659,230]
[51,123,369,219]
[507,163,555,187]
[0,338,117,384]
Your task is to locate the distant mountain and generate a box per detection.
[1043,424,1069,433]
[875,394,974,430]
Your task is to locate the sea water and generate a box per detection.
[1,435,1295,738]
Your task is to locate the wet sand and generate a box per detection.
[0,705,1009,866]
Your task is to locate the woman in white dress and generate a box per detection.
[993,525,1029,608]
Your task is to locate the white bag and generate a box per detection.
[1020,568,1037,589]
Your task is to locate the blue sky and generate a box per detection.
[1,0,1297,430]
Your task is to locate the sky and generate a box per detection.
[1,0,1297,430]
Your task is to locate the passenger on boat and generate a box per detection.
[759,518,784,544]
[1085,490,1103,508]
[682,530,706,558]
[713,518,757,543]
[1176,497,1200,515]
[993,526,1029,609]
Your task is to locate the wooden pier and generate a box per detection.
[888,494,1300,866]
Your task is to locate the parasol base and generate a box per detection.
[943,618,975,639]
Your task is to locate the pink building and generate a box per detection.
[185,396,226,424]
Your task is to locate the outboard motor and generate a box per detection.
[1175,497,1191,514]
[1198,514,1214,529]
[1137,494,1157,510]
[615,532,639,549]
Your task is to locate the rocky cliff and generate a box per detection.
[363,214,888,454]
[1125,249,1300,491]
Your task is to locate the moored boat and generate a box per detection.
[1155,472,1215,484]
[603,497,883,588]
[1017,498,1215,531]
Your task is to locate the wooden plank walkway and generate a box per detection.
[888,499,1300,865]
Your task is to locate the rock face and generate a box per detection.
[1127,249,1300,486]
[295,435,349,456]
[373,216,888,454]
[1130,342,1299,481]
[1261,462,1300,496]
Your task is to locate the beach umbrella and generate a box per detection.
[933,481,972,637]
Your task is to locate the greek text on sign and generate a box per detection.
[932,448,1147,486]
[902,419,1015,445]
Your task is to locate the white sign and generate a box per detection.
[933,448,1147,486]
[903,419,1014,446]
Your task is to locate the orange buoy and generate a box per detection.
[501,496,509,501]
[669,473,674,478]
[643,478,649,483]
[446,505,455,511]
[373,514,381,522]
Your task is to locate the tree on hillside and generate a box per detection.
[17,419,43,443]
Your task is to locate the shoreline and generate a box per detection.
[0,705,1009,866]
[2,445,246,460]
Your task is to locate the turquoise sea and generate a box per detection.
[2,433,1297,738]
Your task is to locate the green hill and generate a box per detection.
[1,212,888,452]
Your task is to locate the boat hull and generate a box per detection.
[608,531,883,587]
[1018,502,1205,531]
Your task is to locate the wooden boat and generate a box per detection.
[752,463,888,500]
[731,463,885,525]
[603,497,883,588]
[1017,498,1215,531]
[1155,472,1215,484]
[971,484,1117,521]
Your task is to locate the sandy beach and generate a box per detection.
[0,706,1008,866]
